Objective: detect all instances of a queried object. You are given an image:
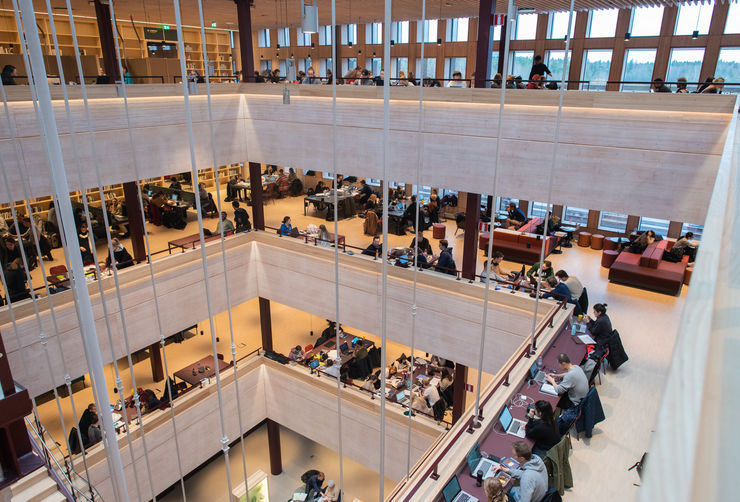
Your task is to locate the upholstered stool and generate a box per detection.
[604,237,619,251]
[601,249,619,268]
[433,223,446,240]
[591,234,605,250]
[478,233,490,251]
[684,267,693,285]
[578,231,592,247]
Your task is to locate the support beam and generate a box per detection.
[259,297,273,352]
[149,342,164,382]
[461,193,481,280]
[266,418,282,475]
[93,0,120,83]
[474,0,495,88]
[235,0,255,82]
[452,363,468,424]
[248,162,265,230]
[497,17,507,76]
[122,181,146,263]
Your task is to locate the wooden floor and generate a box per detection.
[25,190,689,502]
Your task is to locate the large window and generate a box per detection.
[391,21,409,44]
[365,57,382,76]
[259,59,272,72]
[489,53,501,79]
[598,212,629,233]
[587,9,618,38]
[296,27,312,47]
[622,49,657,92]
[318,25,332,46]
[666,48,705,87]
[391,57,408,78]
[497,197,519,213]
[562,207,589,227]
[416,57,437,79]
[681,222,704,240]
[417,20,438,43]
[515,12,538,40]
[528,202,553,219]
[367,178,381,187]
[258,29,271,48]
[510,51,534,78]
[445,58,467,80]
[341,58,358,75]
[545,50,571,81]
[675,1,714,36]
[276,27,290,47]
[366,23,382,44]
[341,24,357,45]
[446,18,469,42]
[715,48,740,93]
[297,58,312,73]
[581,49,612,91]
[726,1,740,34]
[638,217,670,236]
[319,58,332,77]
[548,11,576,39]
[630,6,664,37]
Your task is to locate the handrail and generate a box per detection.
[25,416,102,501]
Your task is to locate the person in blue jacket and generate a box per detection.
[279,216,292,236]
[539,276,574,303]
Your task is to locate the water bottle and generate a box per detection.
[536,355,543,371]
[571,322,577,336]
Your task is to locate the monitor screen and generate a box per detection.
[172,193,179,201]
[499,406,513,432]
[339,342,348,353]
[309,359,320,369]
[441,475,461,502]
[147,190,153,196]
[396,391,406,401]
[529,361,539,379]
[466,442,482,474]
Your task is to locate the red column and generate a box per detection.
[248,162,265,230]
[235,0,256,82]
[122,181,146,263]
[452,363,468,424]
[461,193,481,280]
[474,0,495,88]
[93,0,120,82]
[266,419,283,475]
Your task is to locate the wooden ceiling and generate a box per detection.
[32,0,722,30]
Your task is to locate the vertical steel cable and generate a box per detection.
[42,2,159,500]
[529,0,576,350]
[195,0,250,491]
[378,1,392,500]
[329,0,345,496]
[15,2,129,499]
[170,0,233,496]
[406,0,426,480]
[473,0,515,427]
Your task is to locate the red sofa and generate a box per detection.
[608,240,688,295]
[479,218,559,265]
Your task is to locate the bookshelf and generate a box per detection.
[0,185,124,223]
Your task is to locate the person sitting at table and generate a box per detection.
[276,169,290,197]
[664,231,695,263]
[359,180,373,206]
[422,379,441,407]
[402,195,418,232]
[365,193,379,213]
[204,212,234,236]
[494,441,548,502]
[411,394,432,415]
[168,176,182,190]
[78,223,94,266]
[317,224,331,247]
[439,369,454,391]
[585,303,612,353]
[105,238,134,270]
[410,230,432,255]
[502,202,527,229]
[484,477,507,502]
[232,201,251,232]
[289,345,304,361]
[554,270,583,304]
[526,260,553,282]
[427,239,456,276]
[393,354,411,372]
[362,236,382,257]
[385,364,398,378]
[333,174,344,189]
[525,400,562,458]
[87,415,102,447]
[78,403,96,446]
[537,276,571,302]
[545,353,588,411]
[362,374,381,391]
[279,216,293,236]
[490,251,514,282]
[629,229,657,253]
[225,176,239,202]
[5,258,31,303]
[306,471,326,497]
[321,480,340,502]
[392,186,406,201]
[315,180,327,194]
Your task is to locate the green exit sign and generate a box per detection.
[211,22,217,28]
[163,25,170,30]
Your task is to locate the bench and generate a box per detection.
[608,240,689,296]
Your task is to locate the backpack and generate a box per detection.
[68,427,81,454]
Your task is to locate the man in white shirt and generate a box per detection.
[447,71,467,88]
[423,380,441,407]
[555,269,583,303]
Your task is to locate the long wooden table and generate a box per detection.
[173,355,230,386]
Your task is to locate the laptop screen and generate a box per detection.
[340,342,348,353]
[529,361,539,379]
[172,193,179,201]
[499,406,513,432]
[309,359,320,369]
[441,475,462,502]
[396,391,406,401]
[466,442,482,474]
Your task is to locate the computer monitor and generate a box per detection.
[441,475,462,502]
[466,442,482,473]
[499,406,513,432]
[351,336,361,347]
[171,193,179,201]
[339,342,349,353]
[147,190,153,197]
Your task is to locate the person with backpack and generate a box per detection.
[232,201,251,232]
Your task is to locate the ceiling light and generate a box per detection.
[301,0,319,34]
[390,40,395,46]
[437,38,442,46]
[624,32,630,41]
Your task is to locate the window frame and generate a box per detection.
[597,211,629,233]
[562,206,590,227]
[621,48,658,92]
[548,11,576,40]
[587,9,619,38]
[638,217,670,237]
[446,18,470,42]
[258,29,271,48]
[296,27,312,47]
[416,19,438,43]
[629,5,665,37]
[318,25,332,46]
[276,27,290,47]
[681,222,704,240]
[674,1,714,36]
[515,12,538,40]
[366,22,383,45]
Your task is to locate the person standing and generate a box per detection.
[529,55,552,80]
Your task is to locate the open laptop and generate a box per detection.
[396,390,410,406]
[467,443,500,479]
[171,193,179,202]
[339,342,349,354]
[441,474,478,502]
[309,359,320,370]
[529,361,547,384]
[499,406,526,438]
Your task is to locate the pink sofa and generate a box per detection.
[608,240,689,296]
[479,218,558,264]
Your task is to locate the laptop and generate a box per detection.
[529,361,547,384]
[339,342,349,354]
[498,406,526,438]
[396,391,410,406]
[467,443,500,479]
[171,193,179,201]
[441,474,478,502]
[309,359,320,369]
[351,336,361,347]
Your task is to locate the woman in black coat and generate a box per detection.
[586,303,612,352]
[525,400,562,458]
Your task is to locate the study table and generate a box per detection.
[304,190,358,219]
[301,331,374,374]
[302,231,346,251]
[173,355,230,386]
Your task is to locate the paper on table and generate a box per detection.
[578,334,596,344]
[540,383,559,396]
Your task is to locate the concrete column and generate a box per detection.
[122,181,146,263]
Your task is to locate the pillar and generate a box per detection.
[149,342,164,382]
[461,193,481,280]
[235,0,256,82]
[122,181,146,263]
[452,363,468,424]
[474,0,494,88]
[497,17,507,75]
[93,0,120,82]
[259,297,273,352]
[248,162,265,230]
[266,418,283,475]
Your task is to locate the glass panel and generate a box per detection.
[323,172,334,179]
[681,222,704,240]
[342,24,357,45]
[622,49,657,92]
[445,58,467,80]
[715,48,740,94]
[260,60,272,72]
[598,211,628,233]
[675,1,714,36]
[528,202,553,219]
[446,18,469,42]
[510,51,534,79]
[277,27,290,47]
[638,217,670,236]
[366,23,382,44]
[296,27,312,47]
[493,25,502,41]
[588,9,618,38]
[391,58,409,78]
[666,48,705,88]
[545,50,571,81]
[391,21,410,43]
[489,53,500,80]
[258,29,271,48]
[726,1,740,34]
[515,13,538,40]
[341,58,358,75]
[417,20,438,43]
[630,6,664,37]
[416,57,437,78]
[581,49,612,90]
[366,57,382,76]
[367,178,381,186]
[549,11,576,39]
[562,207,589,227]
[318,26,332,46]
[497,197,519,213]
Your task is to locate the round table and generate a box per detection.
[603,236,622,251]
[559,225,576,248]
